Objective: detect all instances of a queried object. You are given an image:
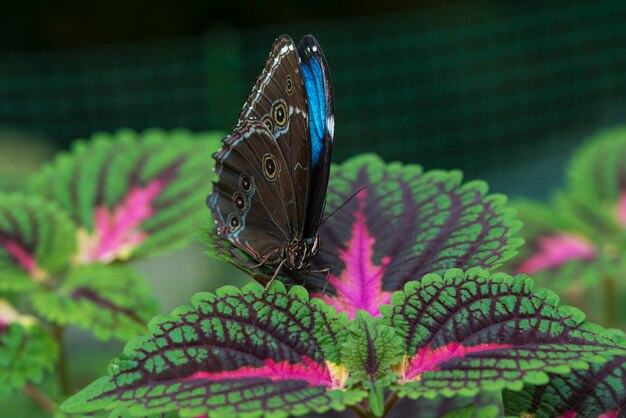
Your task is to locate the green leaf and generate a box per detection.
[0,300,57,398]
[503,351,626,417]
[506,198,599,281]
[342,311,404,388]
[567,126,626,211]
[0,193,76,291]
[368,382,384,417]
[30,129,221,264]
[382,268,626,399]
[62,281,365,417]
[30,264,158,341]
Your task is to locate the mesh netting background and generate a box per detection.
[1,1,626,197]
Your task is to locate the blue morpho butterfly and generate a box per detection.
[208,34,334,287]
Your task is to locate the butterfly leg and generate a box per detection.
[265,258,288,290]
[304,268,331,296]
[250,253,272,269]
[250,248,282,270]
[320,268,331,296]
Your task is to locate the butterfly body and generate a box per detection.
[208,34,334,281]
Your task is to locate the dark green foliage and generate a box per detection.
[0,310,57,398]
[30,265,158,340]
[0,193,77,291]
[567,126,626,208]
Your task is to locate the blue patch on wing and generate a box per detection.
[301,57,326,168]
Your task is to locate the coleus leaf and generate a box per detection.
[381,268,626,399]
[504,199,626,326]
[61,281,365,418]
[502,351,626,417]
[203,154,523,319]
[566,126,626,228]
[0,300,57,398]
[30,129,221,264]
[0,193,77,291]
[507,199,597,277]
[342,312,405,417]
[513,128,626,253]
[343,312,404,386]
[30,264,159,340]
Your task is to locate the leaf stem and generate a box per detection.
[383,390,400,417]
[23,383,55,415]
[603,276,618,328]
[53,325,71,396]
[349,403,371,418]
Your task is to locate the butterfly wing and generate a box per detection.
[297,35,335,237]
[238,34,310,239]
[209,120,300,263]
[208,34,334,270]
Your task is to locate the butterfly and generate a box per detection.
[208,34,334,287]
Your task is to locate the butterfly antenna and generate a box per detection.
[319,186,367,226]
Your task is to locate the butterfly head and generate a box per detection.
[285,235,320,271]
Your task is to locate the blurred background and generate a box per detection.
[2,0,626,416]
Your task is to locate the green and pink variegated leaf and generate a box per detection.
[61,281,365,418]
[0,193,76,291]
[0,300,57,398]
[30,264,158,340]
[310,155,522,318]
[30,129,221,264]
[503,350,626,417]
[204,154,523,319]
[507,199,597,277]
[503,198,625,324]
[381,268,626,399]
